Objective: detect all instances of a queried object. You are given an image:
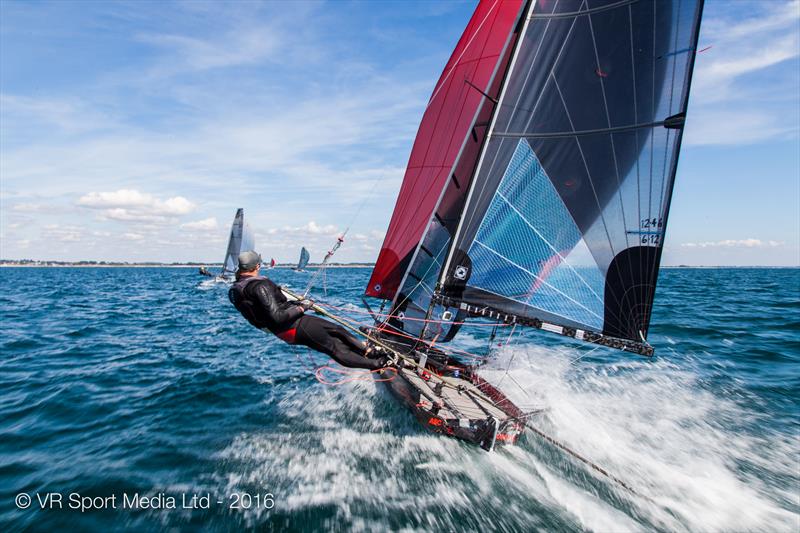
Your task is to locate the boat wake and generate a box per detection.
[216,345,798,531]
[480,345,799,531]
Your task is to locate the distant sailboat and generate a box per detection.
[293,247,310,272]
[268,258,276,269]
[199,208,254,282]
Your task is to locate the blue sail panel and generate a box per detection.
[466,139,605,330]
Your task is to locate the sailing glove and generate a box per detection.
[296,299,314,311]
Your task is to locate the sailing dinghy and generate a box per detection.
[206,208,255,283]
[281,0,703,455]
[293,247,310,272]
[352,0,705,451]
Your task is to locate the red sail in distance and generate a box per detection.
[365,0,525,300]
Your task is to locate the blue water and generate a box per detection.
[1,267,798,531]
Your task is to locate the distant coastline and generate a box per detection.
[0,260,375,269]
[1,260,796,269]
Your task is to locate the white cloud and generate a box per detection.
[0,94,118,137]
[694,1,800,97]
[12,203,47,212]
[686,0,800,146]
[702,0,800,42]
[681,239,784,248]
[181,217,218,230]
[140,29,281,73]
[696,35,798,95]
[78,189,195,215]
[40,224,84,243]
[122,233,145,241]
[684,109,796,146]
[267,221,340,236]
[77,189,196,225]
[352,229,386,242]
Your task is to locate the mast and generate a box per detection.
[393,0,533,314]
[410,0,537,341]
[437,1,536,290]
[365,0,528,302]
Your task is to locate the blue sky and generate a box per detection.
[1,0,798,266]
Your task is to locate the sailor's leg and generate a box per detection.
[294,316,383,370]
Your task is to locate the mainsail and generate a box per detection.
[296,247,310,271]
[367,0,704,356]
[221,208,255,277]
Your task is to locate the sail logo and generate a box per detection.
[454,266,469,280]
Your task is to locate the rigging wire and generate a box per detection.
[303,233,346,298]
[301,146,395,298]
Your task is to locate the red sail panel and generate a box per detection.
[366,0,525,299]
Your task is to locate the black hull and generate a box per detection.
[372,332,525,451]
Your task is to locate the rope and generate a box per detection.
[373,322,489,361]
[524,421,646,499]
[570,345,602,365]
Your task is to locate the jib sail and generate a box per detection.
[221,208,255,276]
[368,0,705,356]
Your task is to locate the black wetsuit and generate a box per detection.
[228,276,383,370]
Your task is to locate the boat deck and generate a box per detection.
[397,365,512,422]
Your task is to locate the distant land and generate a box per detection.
[1,260,796,269]
[0,259,375,268]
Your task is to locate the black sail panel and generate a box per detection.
[440,0,704,348]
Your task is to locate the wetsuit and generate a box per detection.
[228,276,384,370]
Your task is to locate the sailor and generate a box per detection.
[229,251,390,370]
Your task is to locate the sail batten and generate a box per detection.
[492,116,683,138]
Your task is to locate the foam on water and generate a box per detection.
[480,344,799,531]
[215,340,799,530]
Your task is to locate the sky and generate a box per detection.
[1,0,798,266]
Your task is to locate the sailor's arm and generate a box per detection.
[253,283,304,324]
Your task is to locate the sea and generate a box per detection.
[1,266,798,532]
